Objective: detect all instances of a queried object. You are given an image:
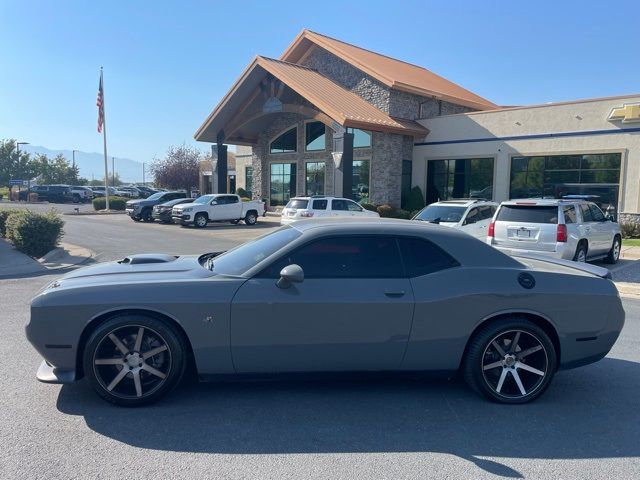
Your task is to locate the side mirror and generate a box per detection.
[276,264,304,289]
[607,214,616,222]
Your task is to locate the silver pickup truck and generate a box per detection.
[172,194,265,227]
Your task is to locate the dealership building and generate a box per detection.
[195,29,640,220]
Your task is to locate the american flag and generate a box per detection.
[96,72,104,133]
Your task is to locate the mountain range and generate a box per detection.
[22,145,145,183]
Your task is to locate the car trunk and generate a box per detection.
[493,205,560,252]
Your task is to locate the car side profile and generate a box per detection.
[280,196,380,225]
[125,191,188,222]
[171,194,265,227]
[26,219,624,407]
[412,199,497,239]
[488,199,621,263]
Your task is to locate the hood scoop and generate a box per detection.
[119,254,178,265]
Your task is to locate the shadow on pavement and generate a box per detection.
[56,357,640,477]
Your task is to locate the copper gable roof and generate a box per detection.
[281,30,497,111]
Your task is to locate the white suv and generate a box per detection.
[412,199,498,240]
[280,196,379,225]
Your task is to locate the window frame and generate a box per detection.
[305,161,325,196]
[269,126,298,154]
[304,120,327,152]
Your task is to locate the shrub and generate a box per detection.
[92,196,128,211]
[395,209,412,220]
[361,203,379,212]
[236,187,247,198]
[620,222,640,239]
[240,197,251,202]
[5,210,64,258]
[0,209,12,237]
[376,204,396,218]
[405,186,425,212]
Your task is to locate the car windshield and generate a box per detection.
[414,205,466,223]
[193,195,214,204]
[200,226,302,275]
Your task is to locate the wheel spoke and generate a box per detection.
[483,360,503,371]
[133,371,143,397]
[518,345,542,358]
[511,369,527,396]
[510,332,521,353]
[142,345,168,359]
[141,363,166,379]
[134,327,144,352]
[496,368,508,393]
[108,333,129,355]
[106,368,129,391]
[95,358,124,365]
[516,361,545,376]
[492,341,507,357]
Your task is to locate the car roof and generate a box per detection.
[429,199,497,207]
[289,196,349,201]
[502,198,590,206]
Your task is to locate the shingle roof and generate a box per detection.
[281,30,497,111]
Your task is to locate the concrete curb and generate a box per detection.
[38,242,94,270]
[63,210,126,216]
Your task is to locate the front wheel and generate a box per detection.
[82,315,187,406]
[194,213,208,228]
[244,211,257,226]
[604,236,621,264]
[463,318,557,404]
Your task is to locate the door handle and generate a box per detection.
[384,291,405,298]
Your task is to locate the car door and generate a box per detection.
[208,196,227,220]
[330,199,350,217]
[588,203,614,254]
[346,200,366,217]
[230,235,415,373]
[311,199,329,218]
[579,204,602,255]
[460,207,481,238]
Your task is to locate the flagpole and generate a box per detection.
[100,67,110,211]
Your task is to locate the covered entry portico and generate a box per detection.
[195,55,428,207]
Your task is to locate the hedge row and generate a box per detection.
[92,196,128,211]
[0,209,64,258]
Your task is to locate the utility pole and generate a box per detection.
[142,162,145,185]
[15,141,29,201]
[112,157,115,187]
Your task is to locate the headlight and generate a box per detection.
[182,207,192,213]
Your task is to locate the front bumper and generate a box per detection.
[152,210,172,221]
[36,360,76,384]
[172,213,192,223]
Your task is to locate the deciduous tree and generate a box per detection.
[150,145,201,192]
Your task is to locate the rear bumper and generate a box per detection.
[491,242,573,260]
[36,360,76,384]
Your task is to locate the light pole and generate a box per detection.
[112,157,115,187]
[15,141,29,201]
[142,162,145,185]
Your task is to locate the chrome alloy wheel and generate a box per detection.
[93,325,171,399]
[481,330,548,399]
[613,240,621,261]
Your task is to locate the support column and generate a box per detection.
[341,132,354,200]
[217,143,228,194]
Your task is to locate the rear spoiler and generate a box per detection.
[512,253,612,279]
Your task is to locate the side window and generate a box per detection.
[331,199,348,211]
[347,201,363,212]
[478,206,493,220]
[264,236,403,279]
[312,199,328,210]
[590,204,605,222]
[398,237,459,277]
[563,206,577,224]
[464,208,479,225]
[580,204,594,222]
[226,196,239,204]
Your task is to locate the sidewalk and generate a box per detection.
[0,240,93,278]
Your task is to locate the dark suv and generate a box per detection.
[19,185,73,203]
[125,191,188,222]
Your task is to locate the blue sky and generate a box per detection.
[1,0,638,163]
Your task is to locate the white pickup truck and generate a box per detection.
[172,194,265,228]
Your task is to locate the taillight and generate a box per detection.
[488,221,495,237]
[557,224,567,242]
[300,211,314,218]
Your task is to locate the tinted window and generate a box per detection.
[332,199,349,211]
[286,199,309,209]
[305,122,326,151]
[270,127,297,154]
[347,201,363,212]
[580,204,594,222]
[479,206,496,220]
[398,237,459,277]
[413,205,465,223]
[312,199,327,210]
[589,204,605,221]
[496,205,558,224]
[264,236,403,279]
[464,208,480,225]
[225,195,239,204]
[563,206,577,224]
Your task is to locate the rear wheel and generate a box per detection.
[131,216,141,222]
[244,211,257,226]
[194,213,208,228]
[604,236,621,264]
[573,242,587,262]
[82,315,187,406]
[463,318,557,404]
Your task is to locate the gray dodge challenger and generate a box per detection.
[26,219,625,406]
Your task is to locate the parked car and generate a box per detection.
[125,191,188,222]
[26,218,624,406]
[280,196,380,225]
[117,187,142,198]
[68,186,94,203]
[18,184,73,203]
[151,198,194,223]
[89,186,120,198]
[134,186,158,198]
[172,194,265,227]
[487,199,622,263]
[412,199,498,240]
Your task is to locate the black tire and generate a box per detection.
[244,211,258,226]
[573,242,587,263]
[131,216,141,222]
[73,194,81,203]
[194,213,208,228]
[463,317,557,404]
[82,314,187,407]
[141,208,153,222]
[230,219,240,225]
[604,235,621,264]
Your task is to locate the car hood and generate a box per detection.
[126,199,147,206]
[173,202,197,210]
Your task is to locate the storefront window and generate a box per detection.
[426,158,494,203]
[305,122,326,151]
[270,127,297,154]
[347,128,371,148]
[509,153,621,214]
[270,163,296,206]
[245,166,253,199]
[305,162,325,195]
[353,159,370,202]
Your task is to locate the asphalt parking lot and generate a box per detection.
[1,202,639,479]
